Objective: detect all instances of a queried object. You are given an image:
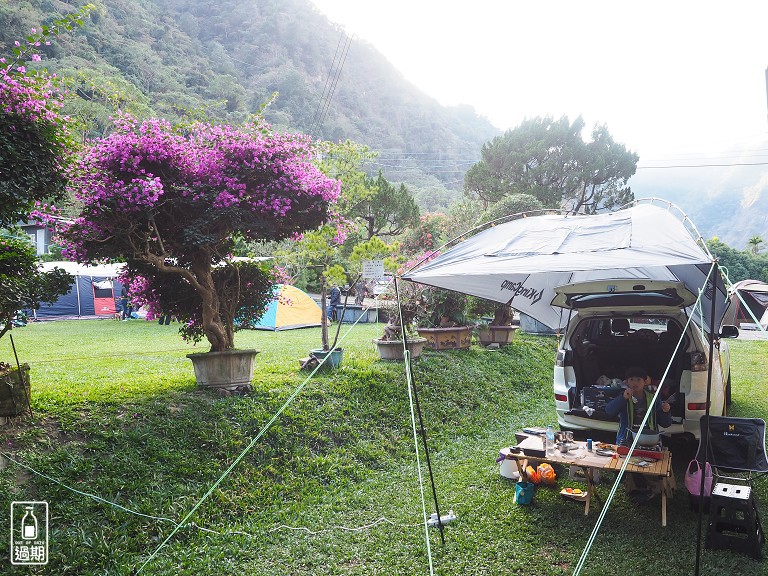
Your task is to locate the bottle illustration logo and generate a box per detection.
[21,506,38,540]
[10,501,48,565]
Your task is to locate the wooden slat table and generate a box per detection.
[503,435,675,526]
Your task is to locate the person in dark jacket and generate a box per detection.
[605,365,672,503]
[605,366,672,446]
[120,286,132,321]
[327,285,341,321]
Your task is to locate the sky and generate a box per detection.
[310,0,768,167]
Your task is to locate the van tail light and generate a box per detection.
[689,351,708,372]
[688,402,709,411]
[555,393,568,403]
[556,350,572,367]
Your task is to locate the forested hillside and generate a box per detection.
[1,0,500,210]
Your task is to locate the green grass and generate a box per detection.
[0,320,767,575]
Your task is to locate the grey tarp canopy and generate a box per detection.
[404,202,729,332]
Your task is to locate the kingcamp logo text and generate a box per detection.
[500,280,544,305]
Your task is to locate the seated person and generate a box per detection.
[605,366,672,502]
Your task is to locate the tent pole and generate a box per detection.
[695,260,718,576]
[395,278,446,546]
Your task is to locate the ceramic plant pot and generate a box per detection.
[417,326,472,350]
[187,349,258,391]
[477,325,518,347]
[372,337,427,361]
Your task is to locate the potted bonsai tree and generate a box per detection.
[417,287,473,350]
[290,223,351,368]
[48,116,339,390]
[470,297,519,347]
[373,279,428,361]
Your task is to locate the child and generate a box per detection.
[605,365,672,446]
[605,366,672,503]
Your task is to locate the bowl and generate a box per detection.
[631,426,660,447]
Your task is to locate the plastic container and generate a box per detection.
[499,457,520,480]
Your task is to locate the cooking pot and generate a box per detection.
[630,425,660,447]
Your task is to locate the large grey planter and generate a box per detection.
[187,349,258,391]
[373,337,427,361]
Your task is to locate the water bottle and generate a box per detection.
[545,424,555,455]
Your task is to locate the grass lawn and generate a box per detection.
[0,319,767,575]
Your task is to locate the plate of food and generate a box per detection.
[560,487,588,501]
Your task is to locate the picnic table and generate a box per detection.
[500,434,676,526]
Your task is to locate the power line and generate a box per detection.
[637,161,768,169]
[309,31,353,138]
[315,32,352,135]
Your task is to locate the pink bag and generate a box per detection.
[684,459,713,497]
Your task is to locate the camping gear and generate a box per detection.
[631,425,661,447]
[581,386,624,413]
[254,285,322,331]
[404,202,729,335]
[616,445,664,460]
[694,415,768,484]
[706,483,765,559]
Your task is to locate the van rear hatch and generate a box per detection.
[552,280,697,312]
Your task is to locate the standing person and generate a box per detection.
[120,286,132,321]
[158,313,171,325]
[328,284,341,321]
[605,365,672,502]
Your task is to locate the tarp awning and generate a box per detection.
[404,202,729,332]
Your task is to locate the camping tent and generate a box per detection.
[254,285,322,330]
[31,261,125,319]
[404,201,730,332]
[723,279,768,329]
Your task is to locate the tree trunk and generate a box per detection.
[320,277,329,351]
[192,261,232,352]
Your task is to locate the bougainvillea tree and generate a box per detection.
[0,9,92,226]
[51,116,339,351]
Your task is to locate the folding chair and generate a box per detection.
[696,416,768,483]
[695,415,768,558]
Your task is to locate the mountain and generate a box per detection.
[5,1,767,245]
[0,0,499,211]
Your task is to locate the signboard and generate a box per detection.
[362,260,385,279]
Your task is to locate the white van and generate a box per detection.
[553,279,738,440]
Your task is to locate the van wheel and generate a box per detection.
[725,373,732,408]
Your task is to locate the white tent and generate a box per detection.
[404,201,729,332]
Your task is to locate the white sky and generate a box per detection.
[311,0,768,164]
